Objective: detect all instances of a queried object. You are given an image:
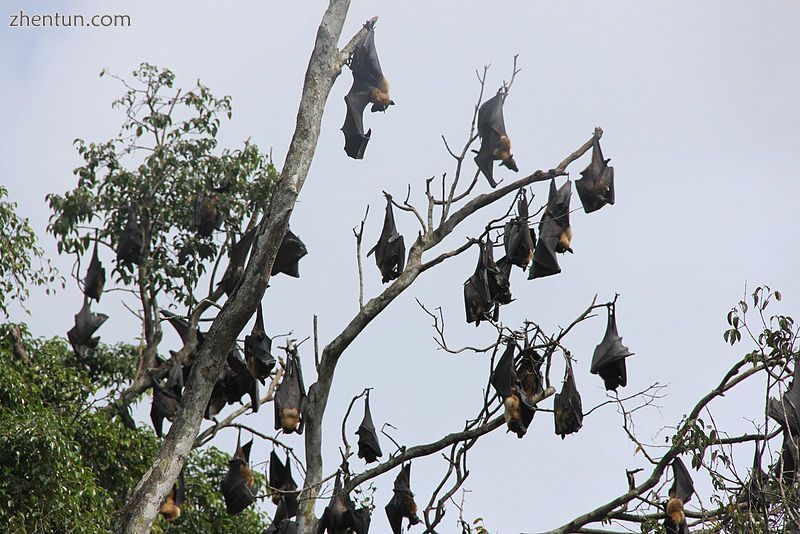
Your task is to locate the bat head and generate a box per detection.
[370,99,394,112]
[500,155,519,172]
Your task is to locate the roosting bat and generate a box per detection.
[663,457,694,534]
[738,443,768,509]
[269,450,299,518]
[553,364,583,439]
[491,340,535,438]
[245,304,275,383]
[529,179,573,280]
[464,240,511,326]
[205,379,228,420]
[502,189,535,269]
[768,361,800,435]
[149,373,180,438]
[67,298,108,358]
[385,464,421,534]
[484,236,512,309]
[341,22,394,159]
[159,469,186,523]
[272,229,308,278]
[777,428,799,484]
[368,196,405,283]
[161,309,204,361]
[116,204,143,267]
[356,394,383,463]
[225,346,260,412]
[275,350,307,434]
[218,227,257,296]
[83,240,105,301]
[517,344,545,404]
[474,90,518,188]
[221,437,258,515]
[194,191,224,237]
[316,472,371,534]
[576,134,615,214]
[590,303,634,391]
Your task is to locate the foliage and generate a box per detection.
[0,186,61,317]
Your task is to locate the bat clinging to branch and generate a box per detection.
[474,90,518,188]
[368,196,405,283]
[576,134,615,214]
[590,303,634,391]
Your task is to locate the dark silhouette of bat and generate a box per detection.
[502,189,535,269]
[161,309,204,363]
[529,179,573,280]
[272,229,308,278]
[768,361,800,435]
[194,191,224,237]
[385,464,420,534]
[205,378,228,420]
[83,240,105,301]
[315,472,371,534]
[269,450,299,518]
[517,344,545,411]
[464,242,493,326]
[491,340,535,438]
[590,303,634,391]
[266,518,299,534]
[484,236,512,309]
[218,227,257,296]
[738,443,768,509]
[275,350,307,434]
[777,428,799,484]
[576,134,615,214]
[225,346,260,412]
[221,437,258,515]
[116,204,143,267]
[149,371,180,438]
[341,22,394,159]
[368,196,405,283]
[553,364,583,438]
[67,298,108,358]
[159,469,185,523]
[356,394,383,463]
[245,304,275,383]
[664,457,694,534]
[474,90,518,188]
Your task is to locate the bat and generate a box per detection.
[274,350,307,434]
[205,379,228,420]
[502,189,535,269]
[777,428,799,484]
[590,303,634,391]
[663,457,694,534]
[315,472,370,534]
[269,450,299,518]
[225,346,260,412]
[576,134,615,214]
[245,304,276,384]
[356,394,383,463]
[116,204,143,267]
[385,464,421,534]
[768,361,800,435]
[221,437,258,515]
[159,469,185,523]
[484,236,512,310]
[490,341,535,438]
[528,179,573,280]
[149,373,180,438]
[194,191,223,237]
[341,22,394,159]
[474,90,518,188]
[738,443,767,509]
[67,298,108,358]
[553,364,583,439]
[367,196,405,283]
[218,227,256,295]
[272,228,308,278]
[517,344,545,407]
[266,518,299,534]
[161,310,205,365]
[464,241,506,326]
[83,240,105,301]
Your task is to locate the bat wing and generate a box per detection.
[83,241,105,301]
[576,136,615,214]
[356,396,383,462]
[352,507,372,534]
[590,306,634,391]
[528,233,561,279]
[245,304,275,383]
[272,229,308,278]
[220,460,256,514]
[370,200,406,282]
[218,227,256,295]
[490,341,516,398]
[473,140,498,188]
[477,92,506,139]
[351,28,384,88]
[150,384,179,437]
[385,497,403,534]
[274,353,306,434]
[668,457,695,503]
[554,366,583,438]
[342,84,372,159]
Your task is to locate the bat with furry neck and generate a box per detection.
[341,22,394,159]
[315,473,371,534]
[274,350,307,434]
[83,240,105,301]
[159,469,185,523]
[491,341,535,438]
[221,438,258,515]
[116,204,143,267]
[590,303,634,391]
[553,364,583,438]
[528,179,573,280]
[368,197,405,283]
[576,135,615,214]
[385,464,421,534]
[663,457,694,534]
[474,90,519,188]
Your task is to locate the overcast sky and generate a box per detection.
[3,1,800,532]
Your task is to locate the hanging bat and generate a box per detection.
[385,464,420,534]
[484,236,512,310]
[67,298,108,358]
[159,469,186,523]
[225,346,260,412]
[368,196,405,283]
[315,472,369,534]
[777,428,799,484]
[663,457,694,534]
[528,180,573,280]
[502,189,535,269]
[218,227,256,296]
[768,361,800,435]
[274,350,307,434]
[356,394,383,463]
[83,240,105,301]
[272,229,308,278]
[149,373,180,438]
[590,303,634,391]
[553,364,583,439]
[517,345,545,403]
[341,22,394,159]
[269,450,299,518]
[116,204,143,267]
[221,437,258,515]
[194,191,224,237]
[738,443,767,509]
[266,517,299,534]
[576,134,615,214]
[464,242,495,326]
[490,341,535,438]
[205,367,229,420]
[245,304,275,384]
[474,90,518,188]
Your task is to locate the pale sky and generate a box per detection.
[3,1,800,532]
